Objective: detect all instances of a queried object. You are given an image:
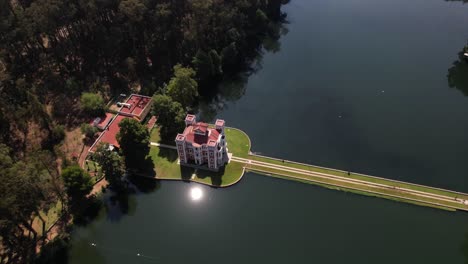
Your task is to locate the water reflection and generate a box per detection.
[447,46,468,96]
[198,21,290,122]
[190,187,203,201]
[462,232,468,264]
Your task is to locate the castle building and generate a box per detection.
[175,114,229,171]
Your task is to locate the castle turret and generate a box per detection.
[185,114,196,127]
[215,119,225,135]
[175,134,187,164]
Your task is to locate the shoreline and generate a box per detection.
[150,126,468,212]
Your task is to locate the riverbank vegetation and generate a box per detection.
[0,0,288,261]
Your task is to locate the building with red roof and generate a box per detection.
[88,115,132,153]
[88,94,152,154]
[90,113,114,130]
[175,114,229,171]
[118,94,152,121]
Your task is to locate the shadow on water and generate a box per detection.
[35,237,70,264]
[74,164,161,227]
[447,47,468,96]
[128,175,160,193]
[72,197,103,227]
[462,232,468,264]
[198,21,290,122]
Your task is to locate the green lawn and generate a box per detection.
[84,159,103,181]
[148,146,180,179]
[149,146,244,187]
[150,126,161,143]
[249,155,468,200]
[32,201,63,236]
[225,127,250,158]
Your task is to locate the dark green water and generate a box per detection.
[69,0,468,263]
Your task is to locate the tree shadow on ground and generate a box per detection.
[137,156,156,177]
[197,166,224,187]
[157,147,178,162]
[179,165,224,187]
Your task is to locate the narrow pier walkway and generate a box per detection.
[230,156,468,211]
[151,140,468,212]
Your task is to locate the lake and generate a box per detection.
[69,0,468,263]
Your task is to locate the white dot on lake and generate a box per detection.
[190,187,203,201]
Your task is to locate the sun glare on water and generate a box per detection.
[190,187,203,201]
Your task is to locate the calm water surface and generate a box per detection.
[70,0,468,263]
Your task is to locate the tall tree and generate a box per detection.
[166,64,199,107]
[0,145,48,262]
[80,92,105,116]
[151,94,186,140]
[81,123,98,139]
[93,143,125,189]
[61,166,93,205]
[221,42,240,72]
[119,0,148,23]
[116,118,149,169]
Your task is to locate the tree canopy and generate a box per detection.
[151,94,186,140]
[93,143,125,189]
[0,144,57,263]
[0,0,287,257]
[80,93,105,116]
[166,64,199,107]
[61,166,93,204]
[80,123,98,139]
[116,118,150,169]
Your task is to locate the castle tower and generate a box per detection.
[175,134,187,164]
[185,114,196,127]
[207,140,218,170]
[215,119,225,135]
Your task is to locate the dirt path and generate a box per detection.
[89,179,108,197]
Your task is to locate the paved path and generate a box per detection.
[150,142,177,149]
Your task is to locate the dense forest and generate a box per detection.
[0,0,288,262]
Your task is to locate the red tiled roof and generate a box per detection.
[193,123,208,133]
[90,115,128,152]
[120,95,151,117]
[90,113,114,129]
[147,116,157,130]
[183,122,220,146]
